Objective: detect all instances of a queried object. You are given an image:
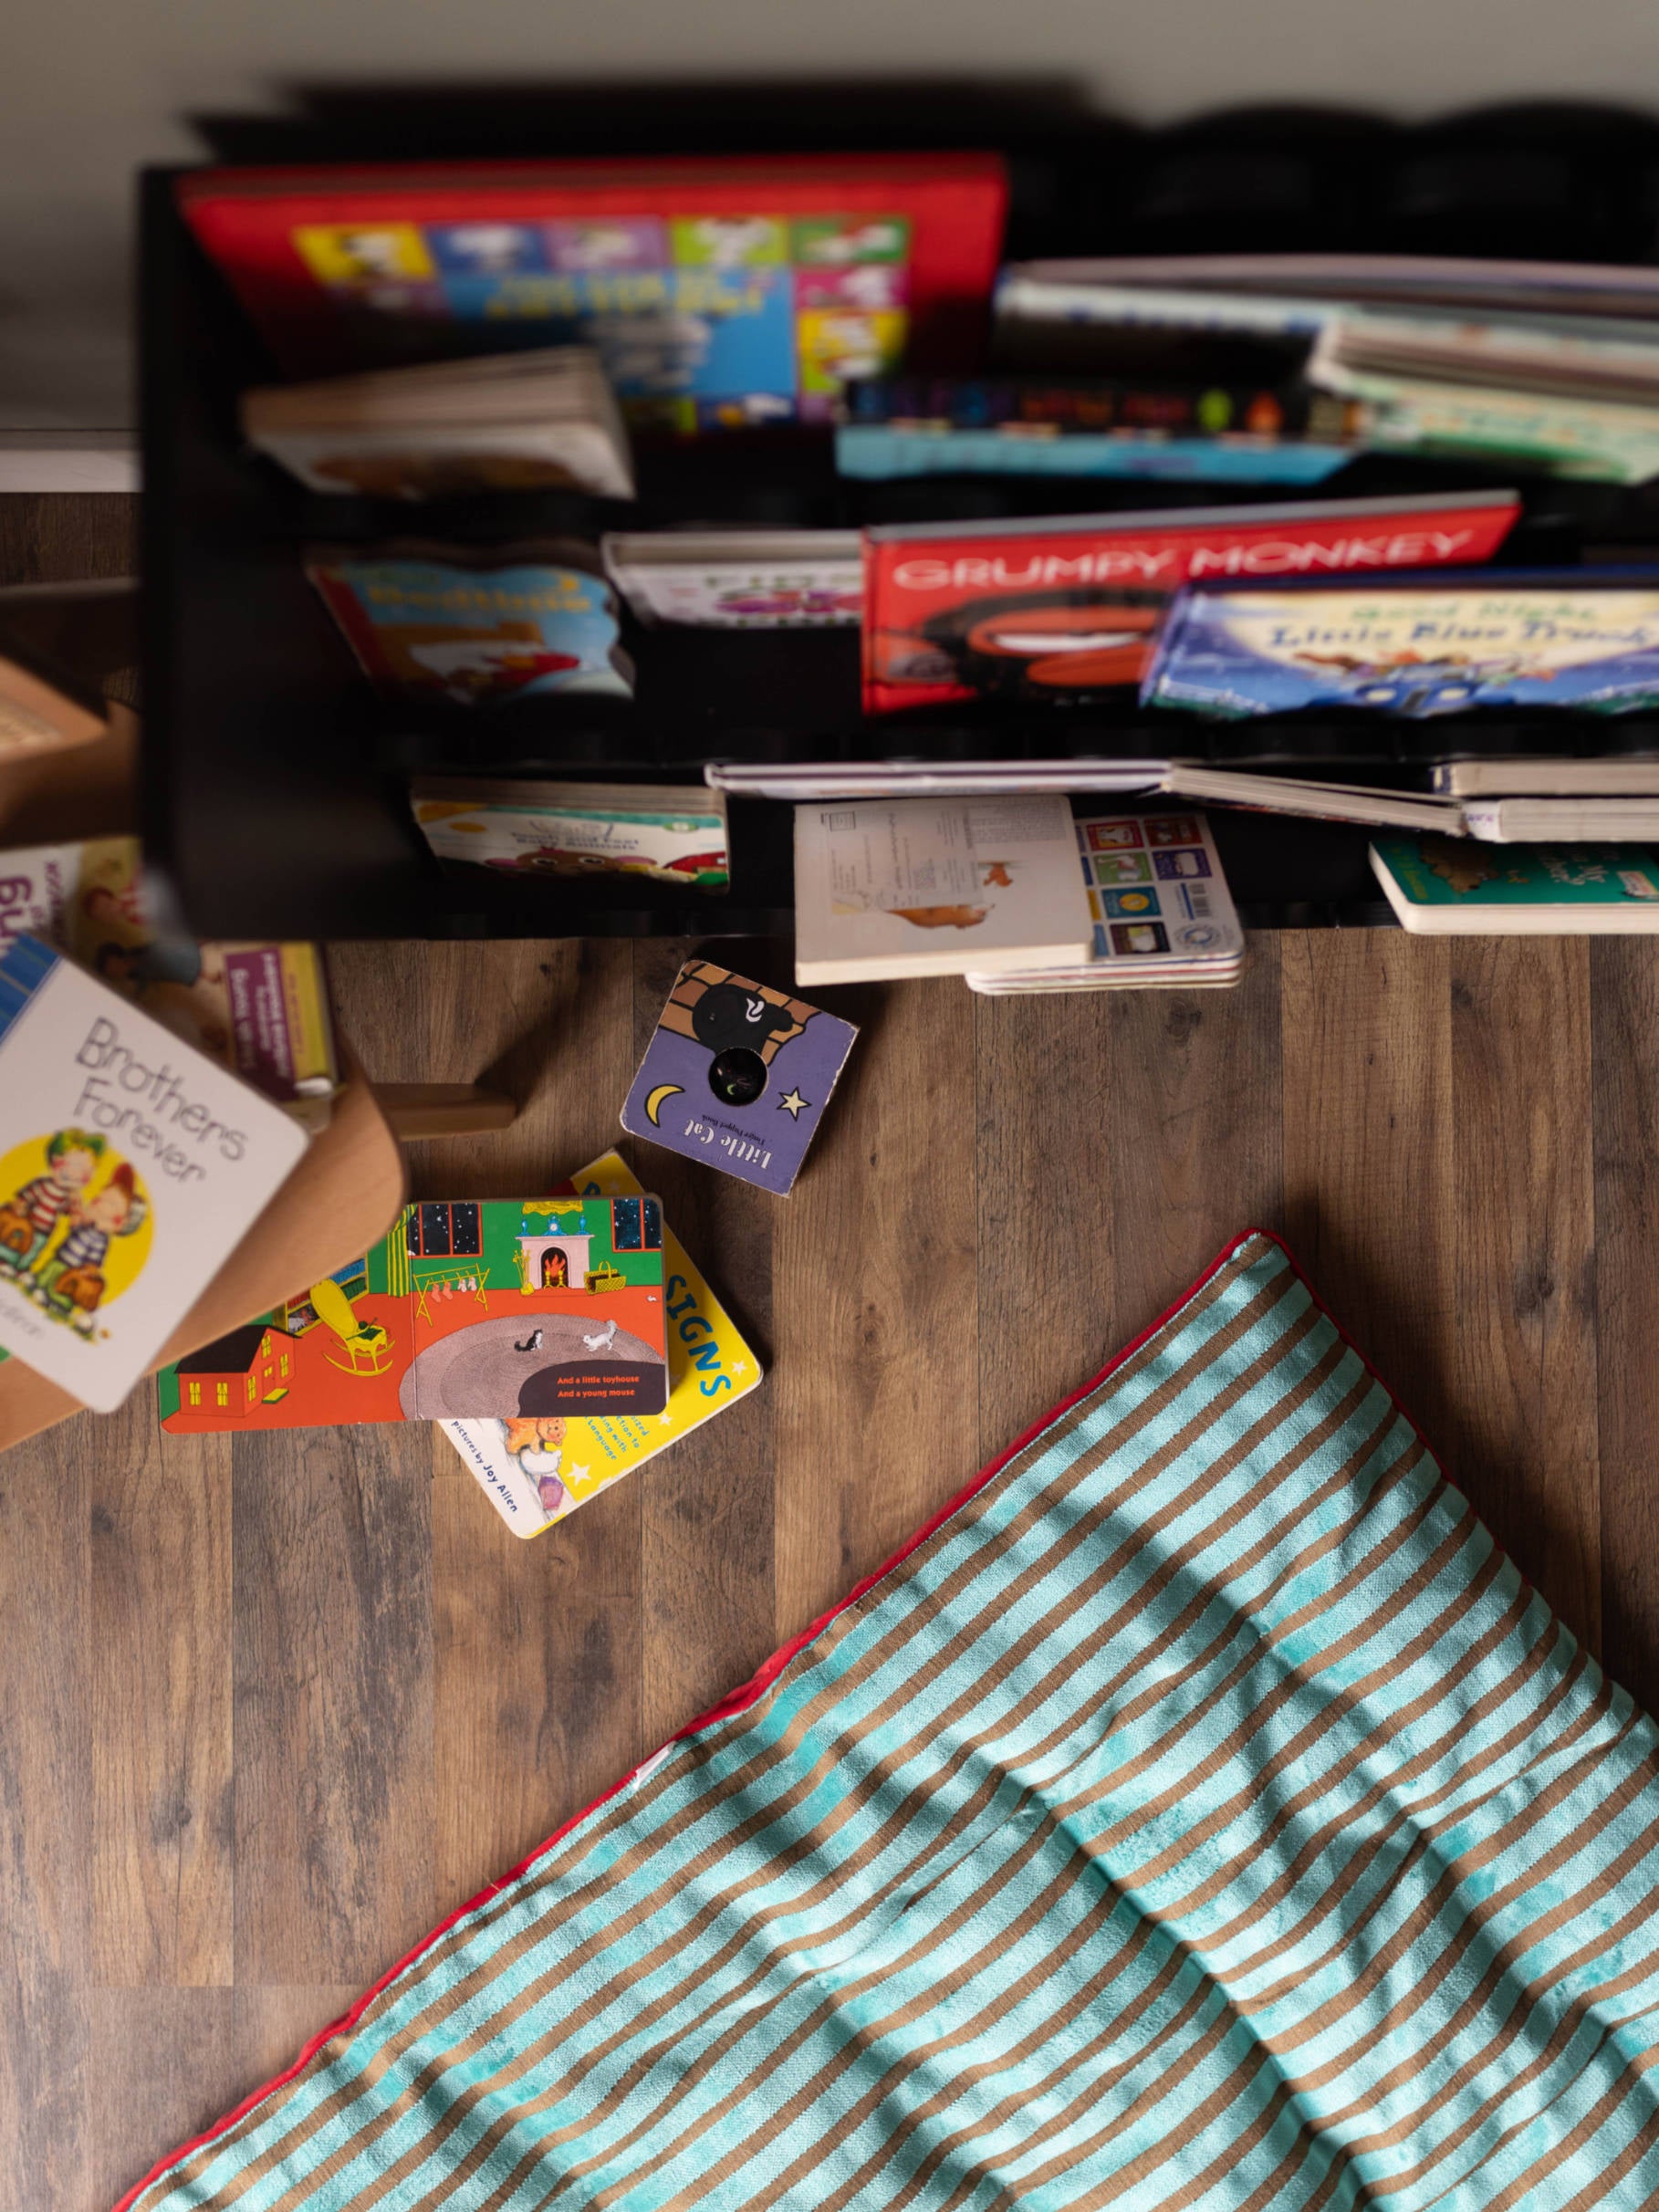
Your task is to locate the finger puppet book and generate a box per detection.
[601,530,862,627]
[966,810,1245,993]
[156,1195,669,1430]
[410,778,729,892]
[306,540,632,705]
[444,1150,761,1535]
[242,345,633,500]
[0,934,308,1412]
[861,489,1519,715]
[1370,835,1659,934]
[175,153,1008,429]
[0,836,339,1127]
[1142,572,1659,719]
[793,794,1092,983]
[620,959,858,1195]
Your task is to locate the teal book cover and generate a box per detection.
[1372,835,1659,910]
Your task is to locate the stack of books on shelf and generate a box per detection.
[170,146,1659,939]
[990,252,1659,485]
[792,796,1246,992]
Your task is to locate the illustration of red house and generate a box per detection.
[173,1324,292,1415]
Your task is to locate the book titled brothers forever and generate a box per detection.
[0,936,306,1409]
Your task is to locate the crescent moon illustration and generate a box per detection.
[644,1083,684,1127]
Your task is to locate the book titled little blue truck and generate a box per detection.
[1143,580,1659,717]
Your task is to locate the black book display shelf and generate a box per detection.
[140,97,1659,943]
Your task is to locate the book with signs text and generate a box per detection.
[444,1151,761,1536]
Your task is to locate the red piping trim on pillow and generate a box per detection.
[111,1223,1335,2212]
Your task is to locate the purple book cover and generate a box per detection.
[620,959,858,1195]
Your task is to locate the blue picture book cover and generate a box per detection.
[307,545,632,705]
[1142,572,1659,718]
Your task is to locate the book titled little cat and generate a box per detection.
[0,936,308,1410]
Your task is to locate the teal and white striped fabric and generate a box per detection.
[121,1230,1659,2212]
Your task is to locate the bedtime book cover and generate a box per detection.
[861,489,1518,715]
[620,960,858,1195]
[0,936,308,1412]
[1143,579,1659,719]
[157,1194,668,1429]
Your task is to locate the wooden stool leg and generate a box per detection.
[371,1083,518,1141]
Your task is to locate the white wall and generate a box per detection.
[8,0,1659,427]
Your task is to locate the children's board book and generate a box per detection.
[620,958,858,1195]
[241,345,633,501]
[1370,836,1659,934]
[1458,797,1659,843]
[860,490,1518,715]
[157,1194,669,1431]
[1433,757,1659,798]
[444,1151,761,1536]
[966,811,1244,993]
[992,252,1659,321]
[836,376,1369,485]
[306,540,631,704]
[601,531,862,627]
[0,837,339,1128]
[410,778,729,892]
[1142,575,1659,720]
[0,935,308,1412]
[174,154,1008,428]
[793,795,1091,984]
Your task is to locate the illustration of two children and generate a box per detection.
[0,1129,148,1332]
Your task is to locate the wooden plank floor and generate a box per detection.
[5,497,1659,2210]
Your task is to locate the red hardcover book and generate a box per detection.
[176,153,1007,433]
[860,488,1521,714]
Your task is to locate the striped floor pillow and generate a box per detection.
[120,1229,1659,2212]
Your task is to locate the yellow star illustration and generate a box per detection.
[777,1087,810,1120]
